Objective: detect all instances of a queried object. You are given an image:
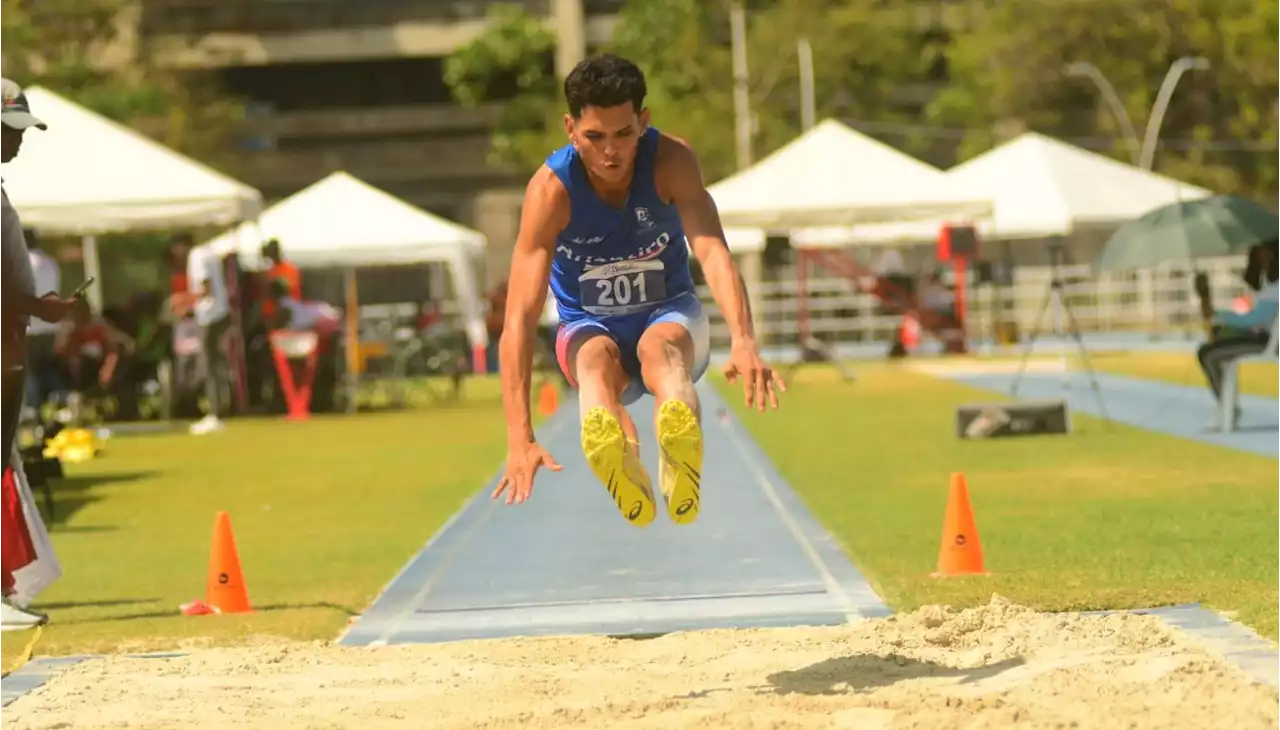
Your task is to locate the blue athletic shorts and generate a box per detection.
[554,292,711,406]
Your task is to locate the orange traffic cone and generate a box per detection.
[206,511,252,613]
[932,472,987,577]
[537,380,559,416]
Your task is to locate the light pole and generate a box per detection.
[1138,56,1210,171]
[1065,56,1209,170]
[730,2,752,170]
[1064,61,1141,166]
[797,38,816,131]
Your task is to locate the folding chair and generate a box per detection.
[1217,310,1280,433]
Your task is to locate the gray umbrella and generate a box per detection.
[1096,194,1278,271]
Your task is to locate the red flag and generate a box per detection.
[1,466,37,595]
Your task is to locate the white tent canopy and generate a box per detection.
[3,87,263,233]
[708,119,992,230]
[723,226,767,253]
[197,171,489,350]
[939,132,1215,240]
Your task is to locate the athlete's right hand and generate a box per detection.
[492,440,563,505]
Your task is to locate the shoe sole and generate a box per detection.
[658,400,703,525]
[581,407,657,527]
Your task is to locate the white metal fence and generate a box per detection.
[354,256,1254,354]
[697,255,1252,350]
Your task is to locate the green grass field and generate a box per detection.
[1,378,521,671]
[1092,351,1278,396]
[714,363,1278,638]
[2,354,1276,675]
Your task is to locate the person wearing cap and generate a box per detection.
[2,78,76,464]
[1,77,67,632]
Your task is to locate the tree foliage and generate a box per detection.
[929,0,1278,200]
[445,0,938,180]
[451,0,1277,199]
[1,0,242,167]
[443,4,562,172]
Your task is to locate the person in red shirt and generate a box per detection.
[260,239,301,321]
[54,299,131,393]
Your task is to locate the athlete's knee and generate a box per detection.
[637,323,695,372]
[573,335,627,388]
[638,325,699,402]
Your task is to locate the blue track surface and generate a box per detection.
[340,383,890,646]
[942,370,1278,458]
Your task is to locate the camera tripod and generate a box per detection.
[1009,245,1111,425]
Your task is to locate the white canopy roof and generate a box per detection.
[2,87,262,234]
[708,119,992,230]
[197,171,489,349]
[199,171,485,267]
[942,132,1215,240]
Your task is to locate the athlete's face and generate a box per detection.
[565,103,650,185]
[0,125,23,163]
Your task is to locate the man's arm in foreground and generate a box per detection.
[661,137,756,348]
[499,166,570,445]
[660,135,782,409]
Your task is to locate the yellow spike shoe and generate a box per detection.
[581,406,657,527]
[657,400,703,525]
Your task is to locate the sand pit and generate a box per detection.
[7,597,1277,730]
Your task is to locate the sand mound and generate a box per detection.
[8,596,1277,730]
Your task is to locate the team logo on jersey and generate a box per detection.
[634,207,654,229]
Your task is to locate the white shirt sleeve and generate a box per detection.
[186,247,230,326]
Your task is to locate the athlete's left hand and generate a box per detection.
[723,341,785,412]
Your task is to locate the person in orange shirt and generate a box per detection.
[166,235,196,319]
[260,239,301,321]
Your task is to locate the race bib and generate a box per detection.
[578,260,667,315]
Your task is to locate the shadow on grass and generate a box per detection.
[35,598,161,611]
[37,471,161,529]
[44,601,361,625]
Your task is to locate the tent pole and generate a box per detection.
[344,267,360,414]
[80,235,103,312]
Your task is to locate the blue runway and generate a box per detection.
[340,383,889,647]
[943,370,1278,458]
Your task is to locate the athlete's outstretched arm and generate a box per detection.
[661,137,784,411]
[662,140,755,347]
[492,167,570,505]
[500,166,568,443]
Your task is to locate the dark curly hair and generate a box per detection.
[564,54,647,118]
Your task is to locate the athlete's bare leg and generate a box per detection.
[572,334,657,526]
[638,323,703,524]
[572,335,638,443]
[638,323,700,419]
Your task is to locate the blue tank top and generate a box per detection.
[546,127,695,323]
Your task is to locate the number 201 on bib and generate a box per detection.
[578,260,667,313]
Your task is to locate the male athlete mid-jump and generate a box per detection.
[492,54,785,527]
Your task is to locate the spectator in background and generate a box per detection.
[264,279,341,412]
[1196,240,1278,410]
[23,229,65,414]
[260,238,301,322]
[266,278,340,334]
[166,234,197,323]
[484,283,508,374]
[54,298,130,396]
[186,242,231,435]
